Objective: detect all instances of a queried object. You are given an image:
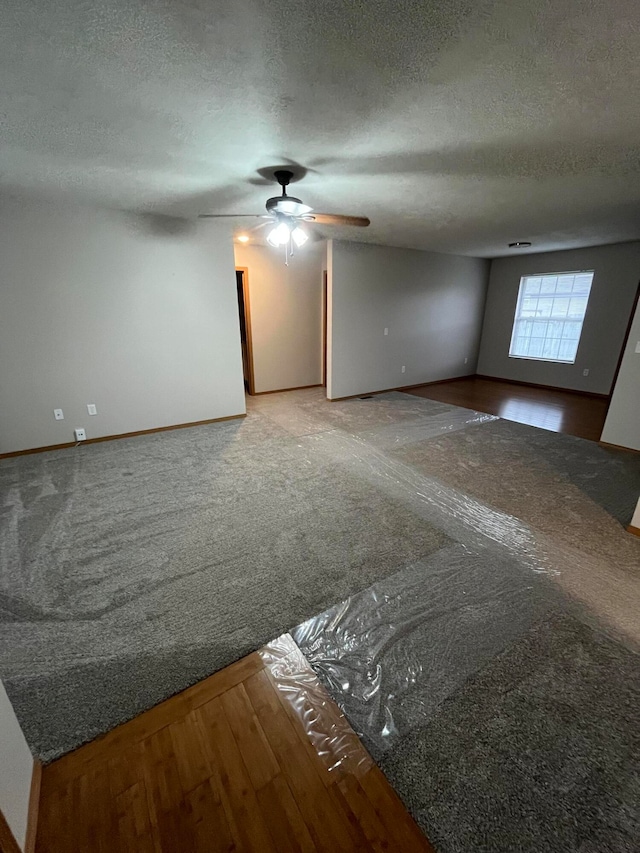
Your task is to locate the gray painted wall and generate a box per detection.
[477,242,640,394]
[601,296,640,451]
[0,199,246,455]
[327,240,489,399]
[0,679,32,850]
[234,242,323,393]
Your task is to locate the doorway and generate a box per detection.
[235,268,255,395]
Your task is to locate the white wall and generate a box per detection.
[327,240,489,399]
[477,242,640,394]
[601,296,640,450]
[0,198,246,455]
[0,680,33,850]
[234,242,324,393]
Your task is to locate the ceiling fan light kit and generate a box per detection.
[200,168,370,264]
[261,170,309,261]
[266,220,292,247]
[265,220,309,264]
[291,226,308,247]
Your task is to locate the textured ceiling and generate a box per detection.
[1,0,639,257]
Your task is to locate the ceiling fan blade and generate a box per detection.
[309,213,370,227]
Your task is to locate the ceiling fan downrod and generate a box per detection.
[273,169,294,195]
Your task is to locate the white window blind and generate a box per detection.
[509,271,594,363]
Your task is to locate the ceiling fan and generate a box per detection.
[199,169,370,260]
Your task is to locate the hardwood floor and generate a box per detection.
[36,635,434,852]
[406,376,610,442]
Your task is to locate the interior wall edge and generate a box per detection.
[0,413,247,459]
[475,373,610,399]
[0,680,33,852]
[23,762,41,853]
[251,383,323,396]
[327,373,477,402]
[600,291,640,450]
[0,809,22,853]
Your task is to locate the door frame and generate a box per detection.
[235,267,256,396]
[322,270,328,387]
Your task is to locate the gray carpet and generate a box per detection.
[379,613,640,853]
[2,386,640,785]
[1,389,456,760]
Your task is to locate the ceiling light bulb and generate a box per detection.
[267,221,291,247]
[274,221,291,243]
[237,234,249,243]
[291,227,308,247]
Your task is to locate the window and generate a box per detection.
[509,271,594,363]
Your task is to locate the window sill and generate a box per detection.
[508,354,576,364]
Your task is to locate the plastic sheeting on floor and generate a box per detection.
[287,398,640,852]
[292,543,565,758]
[259,632,372,777]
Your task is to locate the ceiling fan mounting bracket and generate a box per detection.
[273,169,294,189]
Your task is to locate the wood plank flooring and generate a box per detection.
[406,376,610,442]
[36,635,434,852]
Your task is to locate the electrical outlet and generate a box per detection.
[401,365,406,373]
[54,409,64,420]
[384,328,389,336]
[583,368,589,377]
[87,404,97,415]
[74,428,86,442]
[635,340,640,354]
[464,357,468,364]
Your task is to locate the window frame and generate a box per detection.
[508,270,594,365]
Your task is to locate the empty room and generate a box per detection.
[1,2,639,852]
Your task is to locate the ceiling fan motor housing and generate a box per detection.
[266,194,304,213]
